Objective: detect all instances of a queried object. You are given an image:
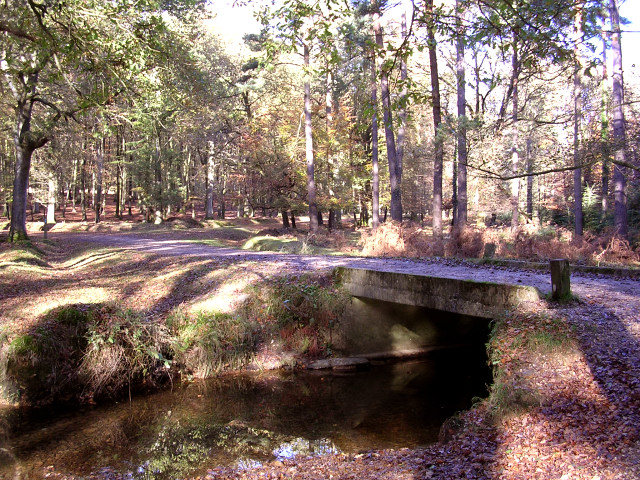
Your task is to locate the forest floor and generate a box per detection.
[1,222,640,479]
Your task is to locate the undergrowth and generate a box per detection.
[241,274,349,358]
[167,310,258,378]
[360,222,640,266]
[485,308,575,421]
[0,272,349,406]
[1,304,172,405]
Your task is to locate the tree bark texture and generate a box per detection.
[371,51,380,229]
[9,91,49,241]
[526,138,534,217]
[396,10,408,186]
[374,11,402,222]
[426,0,443,240]
[573,4,583,237]
[95,138,104,224]
[206,143,215,219]
[510,33,520,229]
[304,42,319,233]
[600,29,610,220]
[455,0,468,227]
[608,0,628,238]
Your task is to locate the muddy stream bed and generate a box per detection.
[0,346,490,479]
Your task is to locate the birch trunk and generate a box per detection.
[304,42,319,233]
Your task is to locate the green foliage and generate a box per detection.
[8,335,40,356]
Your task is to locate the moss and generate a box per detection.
[0,240,50,269]
[242,236,302,253]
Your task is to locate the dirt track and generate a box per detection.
[49,231,640,318]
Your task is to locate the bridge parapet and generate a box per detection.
[334,267,541,319]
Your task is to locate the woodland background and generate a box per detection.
[1,0,638,254]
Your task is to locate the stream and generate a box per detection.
[0,345,490,479]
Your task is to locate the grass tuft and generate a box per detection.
[241,275,348,357]
[167,310,258,378]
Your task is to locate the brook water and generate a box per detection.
[0,345,490,479]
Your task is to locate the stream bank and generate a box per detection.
[1,237,639,479]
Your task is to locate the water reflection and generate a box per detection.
[0,345,489,479]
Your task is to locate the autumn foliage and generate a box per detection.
[359,223,640,266]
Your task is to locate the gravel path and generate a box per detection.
[52,232,639,308]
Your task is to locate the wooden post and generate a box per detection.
[550,259,570,300]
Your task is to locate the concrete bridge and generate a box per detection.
[332,267,541,359]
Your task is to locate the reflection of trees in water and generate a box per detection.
[4,349,489,478]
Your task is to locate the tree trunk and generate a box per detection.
[371,50,380,229]
[328,209,336,231]
[95,138,104,224]
[115,131,121,219]
[600,29,610,220]
[291,212,297,229]
[526,138,534,218]
[205,143,215,219]
[304,42,319,233]
[71,154,78,213]
[9,90,49,241]
[510,33,520,229]
[127,160,133,216]
[81,154,87,222]
[396,9,408,186]
[47,173,56,225]
[609,0,627,238]
[373,10,402,222]
[452,145,457,227]
[217,163,226,219]
[573,3,583,237]
[426,0,443,243]
[455,0,468,227]
[9,143,37,241]
[281,209,290,229]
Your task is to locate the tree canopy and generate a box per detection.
[0,0,638,244]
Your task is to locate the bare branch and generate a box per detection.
[0,23,36,42]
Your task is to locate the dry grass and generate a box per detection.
[360,222,437,257]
